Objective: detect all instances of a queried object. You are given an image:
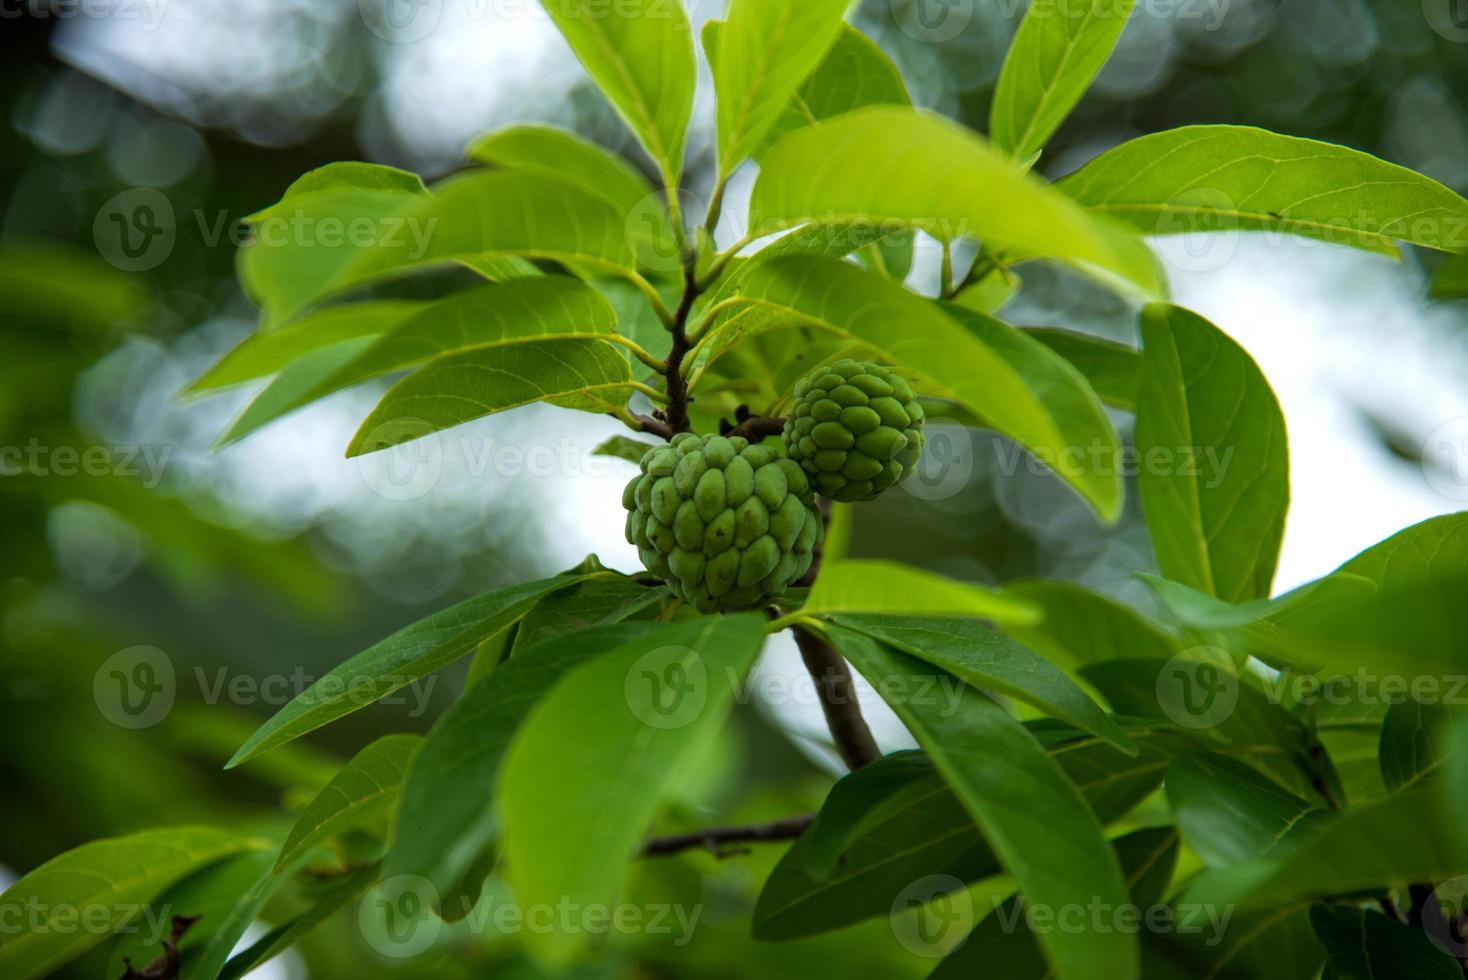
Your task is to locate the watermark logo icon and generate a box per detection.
[93,646,175,729]
[1424,875,1468,957]
[891,875,973,957]
[359,0,444,42]
[1156,647,1239,730]
[902,424,975,501]
[1423,416,1468,502]
[1424,0,1468,42]
[93,189,175,272]
[891,0,977,43]
[360,875,442,958]
[625,646,707,729]
[355,419,444,501]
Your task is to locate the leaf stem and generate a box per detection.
[641,813,816,858]
[629,271,676,328]
[629,382,671,404]
[698,232,759,290]
[604,334,668,372]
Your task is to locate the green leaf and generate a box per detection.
[990,0,1138,163]
[748,107,1163,295]
[1024,327,1141,411]
[499,615,767,964]
[715,256,1125,518]
[186,301,426,394]
[1378,700,1452,793]
[797,751,938,878]
[794,559,1041,625]
[826,626,1139,980]
[1003,579,1179,668]
[539,0,695,184]
[387,623,658,898]
[218,862,381,980]
[347,336,634,456]
[1136,302,1289,603]
[1059,125,1468,256]
[593,434,658,462]
[931,827,1179,980]
[276,734,422,873]
[0,827,256,980]
[239,163,428,327]
[707,0,853,174]
[1311,904,1461,980]
[221,276,620,445]
[830,613,1136,753]
[1166,754,1330,867]
[1431,253,1468,299]
[467,124,658,224]
[227,574,582,767]
[754,724,1190,940]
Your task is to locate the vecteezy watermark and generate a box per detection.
[358,875,702,959]
[0,896,189,946]
[625,645,709,729]
[1258,670,1468,710]
[983,895,1234,946]
[889,0,1233,45]
[1422,416,1468,503]
[1424,0,1468,42]
[357,0,689,44]
[1423,875,1468,958]
[902,424,977,502]
[992,439,1236,489]
[890,875,974,958]
[94,188,175,273]
[0,0,168,30]
[1155,647,1240,730]
[92,647,438,729]
[0,440,173,489]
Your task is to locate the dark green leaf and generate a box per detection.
[1379,700,1453,793]
[219,862,382,980]
[1024,327,1141,411]
[1311,904,1461,979]
[1166,754,1330,867]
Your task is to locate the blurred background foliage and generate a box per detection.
[3,1,1468,977]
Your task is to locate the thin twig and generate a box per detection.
[641,813,815,858]
[724,415,786,441]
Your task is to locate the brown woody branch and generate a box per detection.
[641,813,816,858]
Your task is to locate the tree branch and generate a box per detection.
[792,623,882,770]
[722,412,786,442]
[641,813,815,858]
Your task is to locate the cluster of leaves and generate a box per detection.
[9,1,1468,978]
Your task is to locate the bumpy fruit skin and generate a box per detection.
[623,432,823,613]
[782,359,925,502]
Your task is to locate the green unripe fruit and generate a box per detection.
[783,359,925,503]
[623,432,823,613]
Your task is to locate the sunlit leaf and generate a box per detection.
[795,559,1041,625]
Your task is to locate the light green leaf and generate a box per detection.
[186,301,425,394]
[711,256,1124,518]
[830,613,1136,753]
[1379,700,1453,793]
[346,336,634,456]
[707,0,852,174]
[1136,302,1289,603]
[826,626,1139,980]
[467,124,657,222]
[747,107,1162,295]
[219,862,381,980]
[990,0,1137,163]
[1311,904,1461,980]
[1004,578,1179,668]
[227,574,582,767]
[1059,125,1468,256]
[793,559,1041,625]
[0,827,256,980]
[220,276,620,444]
[276,734,422,872]
[387,622,658,898]
[1025,327,1141,410]
[239,163,428,327]
[1166,754,1330,867]
[499,615,766,964]
[539,0,695,184]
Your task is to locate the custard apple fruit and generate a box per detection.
[623,432,823,613]
[782,359,925,502]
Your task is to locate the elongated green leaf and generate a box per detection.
[713,256,1125,518]
[1333,512,1468,588]
[177,858,288,980]
[798,750,937,878]
[218,862,381,980]
[276,734,422,872]
[830,613,1135,752]
[748,107,1162,295]
[227,574,581,767]
[223,277,620,444]
[507,576,668,652]
[1311,904,1461,979]
[186,301,425,394]
[932,827,1179,980]
[1137,302,1289,603]
[1379,700,1452,793]
[387,623,658,897]
[708,0,852,174]
[500,615,766,964]
[754,724,1190,940]
[347,336,634,456]
[467,124,657,221]
[1024,327,1141,411]
[990,0,1137,162]
[827,626,1138,980]
[239,163,428,327]
[1004,579,1179,668]
[796,559,1041,625]
[539,0,694,183]
[0,827,255,980]
[1167,754,1329,867]
[1059,125,1468,256]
